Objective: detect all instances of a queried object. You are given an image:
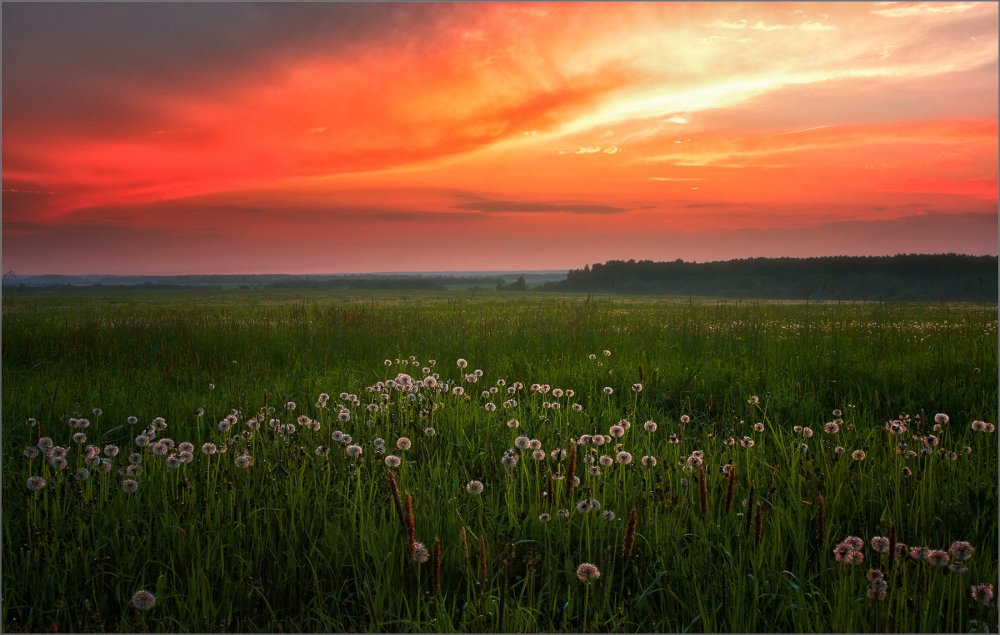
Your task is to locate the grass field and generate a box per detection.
[2,289,997,632]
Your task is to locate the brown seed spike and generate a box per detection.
[754,502,764,545]
[432,537,442,595]
[460,526,470,568]
[622,507,639,559]
[815,495,825,544]
[638,364,644,384]
[698,464,708,516]
[478,536,488,586]
[888,522,897,567]
[725,465,737,515]
[387,471,404,529]
[405,493,416,555]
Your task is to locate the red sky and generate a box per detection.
[3,2,997,274]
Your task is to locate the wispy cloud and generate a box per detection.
[455,199,629,215]
[648,177,705,182]
[710,19,836,31]
[872,2,980,18]
[777,124,830,136]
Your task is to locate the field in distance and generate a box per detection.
[3,289,997,632]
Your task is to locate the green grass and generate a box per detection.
[3,289,997,632]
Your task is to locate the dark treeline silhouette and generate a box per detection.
[541,254,998,301]
[496,276,527,291]
[267,278,447,291]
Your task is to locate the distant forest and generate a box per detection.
[541,254,998,301]
[5,254,996,301]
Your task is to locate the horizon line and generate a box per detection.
[7,252,997,278]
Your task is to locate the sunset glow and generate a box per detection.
[3,2,997,274]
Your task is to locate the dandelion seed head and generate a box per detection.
[412,542,430,563]
[926,549,950,567]
[971,583,995,606]
[385,455,401,468]
[871,536,890,553]
[576,562,601,582]
[949,541,975,562]
[502,451,519,467]
[131,590,157,611]
[465,480,484,495]
[842,536,865,551]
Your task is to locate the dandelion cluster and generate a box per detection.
[971,420,996,433]
[866,569,888,600]
[833,536,865,565]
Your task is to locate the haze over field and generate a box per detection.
[3,2,998,274]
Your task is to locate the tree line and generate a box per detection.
[541,254,998,301]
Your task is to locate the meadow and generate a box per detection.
[2,289,997,632]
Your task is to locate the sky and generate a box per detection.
[3,1,998,275]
